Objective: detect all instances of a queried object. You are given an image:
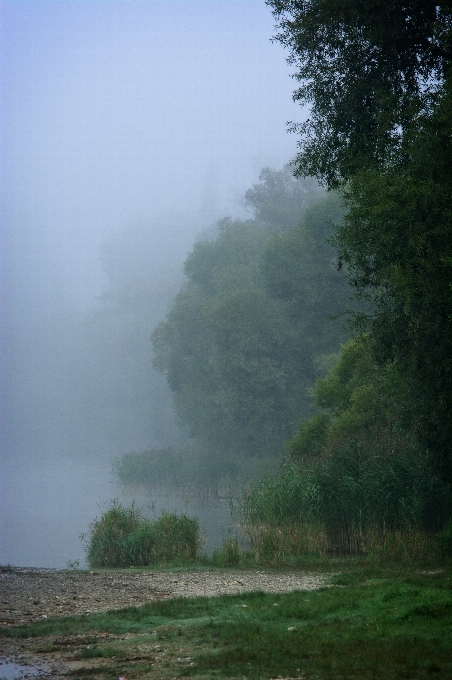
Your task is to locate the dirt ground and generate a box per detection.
[0,567,329,678]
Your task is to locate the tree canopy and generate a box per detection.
[269,0,452,186]
[268,0,452,479]
[152,171,350,457]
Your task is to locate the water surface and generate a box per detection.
[0,458,232,568]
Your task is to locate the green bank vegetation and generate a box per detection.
[113,180,451,560]
[114,168,355,500]
[85,492,452,570]
[238,334,452,563]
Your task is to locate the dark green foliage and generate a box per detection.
[436,522,452,558]
[314,446,449,553]
[152,177,351,458]
[240,454,448,557]
[303,334,452,537]
[241,464,321,527]
[85,501,202,568]
[335,86,452,478]
[210,538,246,567]
[268,0,452,186]
[241,336,451,555]
[287,412,329,459]
[290,334,416,456]
[267,0,452,479]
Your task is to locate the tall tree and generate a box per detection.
[335,87,452,476]
[268,0,452,479]
[244,164,322,230]
[269,0,452,186]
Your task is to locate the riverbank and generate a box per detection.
[1,566,328,627]
[1,566,329,678]
[1,564,451,680]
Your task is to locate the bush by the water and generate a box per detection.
[85,501,203,567]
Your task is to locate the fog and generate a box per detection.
[0,0,302,567]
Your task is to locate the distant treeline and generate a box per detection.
[152,167,352,458]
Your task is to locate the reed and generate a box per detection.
[113,446,278,498]
[237,445,451,561]
[84,500,203,568]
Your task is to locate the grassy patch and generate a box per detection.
[3,564,452,679]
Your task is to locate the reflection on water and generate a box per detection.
[0,459,233,569]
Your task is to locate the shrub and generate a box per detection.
[245,523,327,564]
[240,464,321,527]
[263,334,452,556]
[287,412,330,460]
[85,501,203,568]
[85,501,142,568]
[313,444,449,553]
[149,510,202,562]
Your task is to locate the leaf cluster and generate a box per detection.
[269,0,452,186]
[239,335,451,555]
[267,0,452,479]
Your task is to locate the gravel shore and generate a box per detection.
[0,567,331,678]
[0,568,330,680]
[1,566,330,628]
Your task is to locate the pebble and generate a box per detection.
[0,567,330,628]
[0,568,331,680]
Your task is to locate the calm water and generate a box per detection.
[0,459,233,568]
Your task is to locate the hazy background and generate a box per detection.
[0,0,302,566]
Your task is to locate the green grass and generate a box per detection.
[3,564,452,679]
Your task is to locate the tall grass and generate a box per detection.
[238,446,452,561]
[85,500,203,567]
[315,444,450,553]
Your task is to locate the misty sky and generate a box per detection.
[2,0,301,309]
[1,0,308,565]
[1,0,305,463]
